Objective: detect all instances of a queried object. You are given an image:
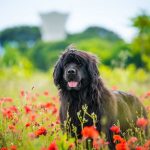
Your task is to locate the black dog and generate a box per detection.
[53,47,148,149]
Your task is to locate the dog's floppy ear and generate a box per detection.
[87,55,99,81]
[53,57,63,87]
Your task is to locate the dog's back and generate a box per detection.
[113,91,148,135]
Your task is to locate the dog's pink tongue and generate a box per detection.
[68,81,78,87]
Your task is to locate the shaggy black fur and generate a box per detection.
[53,46,148,149]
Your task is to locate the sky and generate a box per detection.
[0,0,150,42]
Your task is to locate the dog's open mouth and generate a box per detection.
[68,81,78,88]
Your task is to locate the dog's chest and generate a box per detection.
[67,100,99,126]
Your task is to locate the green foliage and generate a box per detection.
[67,26,122,42]
[29,35,126,71]
[131,12,150,70]
[100,64,150,95]
[0,45,21,67]
[29,41,69,71]
[0,26,41,46]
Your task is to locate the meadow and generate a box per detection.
[0,65,150,150]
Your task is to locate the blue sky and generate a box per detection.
[0,0,150,42]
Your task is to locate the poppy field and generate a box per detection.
[0,66,150,150]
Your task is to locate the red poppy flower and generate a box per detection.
[45,102,53,109]
[135,146,145,150]
[127,137,138,149]
[93,138,108,149]
[136,118,148,128]
[8,125,16,130]
[20,90,25,97]
[144,140,150,149]
[3,97,13,102]
[116,142,128,150]
[48,141,58,150]
[81,126,99,139]
[145,91,150,98]
[35,127,47,137]
[30,114,36,122]
[0,147,8,150]
[24,106,31,114]
[112,86,118,90]
[113,135,125,143]
[10,145,17,150]
[68,143,75,149]
[9,106,18,113]
[44,91,49,96]
[127,137,138,144]
[110,125,120,134]
[52,107,58,115]
[2,108,13,119]
[25,122,31,127]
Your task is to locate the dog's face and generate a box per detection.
[53,49,99,91]
[63,59,90,90]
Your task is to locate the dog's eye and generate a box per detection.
[64,64,68,68]
[77,63,82,67]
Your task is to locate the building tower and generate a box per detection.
[40,12,68,42]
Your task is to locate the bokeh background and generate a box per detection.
[0,0,150,96]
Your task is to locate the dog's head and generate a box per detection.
[53,47,100,91]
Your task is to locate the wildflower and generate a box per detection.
[20,90,25,97]
[32,96,37,101]
[29,132,36,139]
[127,137,138,149]
[2,108,13,119]
[30,114,36,122]
[51,96,58,101]
[135,146,145,150]
[136,118,148,128]
[0,147,8,150]
[25,92,31,101]
[3,97,13,102]
[68,143,75,149]
[112,86,118,90]
[48,141,58,150]
[25,122,31,127]
[93,138,108,149]
[56,120,60,124]
[144,140,150,149]
[35,127,47,137]
[41,102,53,109]
[146,106,150,112]
[8,124,16,130]
[45,102,53,108]
[145,91,150,98]
[52,107,57,115]
[10,145,17,150]
[110,125,120,134]
[113,135,125,143]
[9,106,18,113]
[81,126,99,139]
[24,106,31,114]
[44,91,49,96]
[116,142,128,150]
[113,135,128,150]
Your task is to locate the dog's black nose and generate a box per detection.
[67,69,76,74]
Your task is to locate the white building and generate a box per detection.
[40,12,68,42]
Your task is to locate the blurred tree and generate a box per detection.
[131,12,150,70]
[29,41,69,71]
[67,26,122,42]
[1,45,21,67]
[0,26,41,48]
